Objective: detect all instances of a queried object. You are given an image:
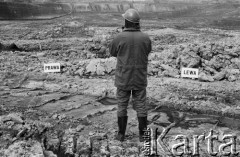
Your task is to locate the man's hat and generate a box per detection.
[122,8,140,23]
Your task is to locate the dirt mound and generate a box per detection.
[148,35,240,82]
[0,43,21,52]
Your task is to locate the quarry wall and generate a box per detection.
[0,0,237,19]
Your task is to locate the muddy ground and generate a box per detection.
[1,13,240,157]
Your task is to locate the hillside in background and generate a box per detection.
[0,0,240,29]
[0,0,239,3]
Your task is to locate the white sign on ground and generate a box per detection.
[181,68,199,78]
[44,63,61,73]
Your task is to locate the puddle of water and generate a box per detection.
[218,117,240,130]
[154,106,240,130]
[97,97,118,105]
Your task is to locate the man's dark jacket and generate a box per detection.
[109,28,152,90]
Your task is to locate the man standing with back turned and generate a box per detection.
[109,8,152,142]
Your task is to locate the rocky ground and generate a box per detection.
[1,13,240,156]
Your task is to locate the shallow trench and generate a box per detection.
[99,97,240,131]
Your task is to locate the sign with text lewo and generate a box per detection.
[44,63,61,73]
[181,68,199,78]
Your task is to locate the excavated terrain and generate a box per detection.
[1,11,240,157]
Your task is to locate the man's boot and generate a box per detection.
[116,116,128,142]
[138,116,148,142]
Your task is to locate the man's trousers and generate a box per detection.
[116,88,147,117]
